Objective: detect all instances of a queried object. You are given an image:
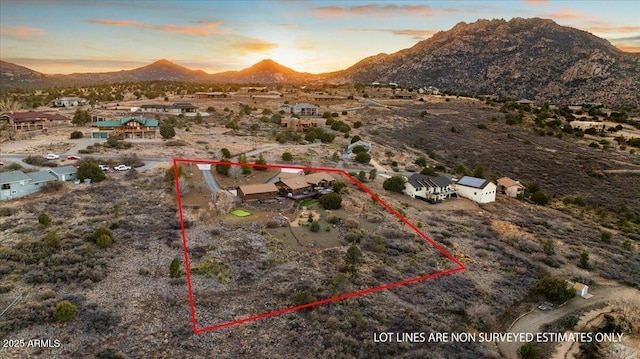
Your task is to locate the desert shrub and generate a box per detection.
[96,234,112,248]
[160,123,176,139]
[326,215,340,224]
[344,218,359,229]
[78,163,106,182]
[44,230,61,248]
[345,233,361,243]
[354,151,371,163]
[517,342,541,359]
[265,220,280,228]
[282,152,293,161]
[24,155,57,167]
[0,207,16,217]
[42,181,63,192]
[319,193,342,209]
[70,131,83,139]
[53,300,77,322]
[310,221,320,232]
[169,257,182,278]
[292,290,317,306]
[191,255,232,282]
[344,245,363,273]
[119,153,144,168]
[38,213,52,227]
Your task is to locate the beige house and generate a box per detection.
[497,177,526,198]
[570,121,605,131]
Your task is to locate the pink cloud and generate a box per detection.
[525,0,549,5]
[313,4,431,17]
[583,26,640,33]
[615,45,640,52]
[345,28,437,37]
[545,8,600,22]
[88,18,226,35]
[0,26,45,36]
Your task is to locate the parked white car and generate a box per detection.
[98,165,109,171]
[113,165,131,171]
[44,154,60,160]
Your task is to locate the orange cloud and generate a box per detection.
[583,26,640,33]
[231,38,278,54]
[313,4,431,17]
[0,26,45,36]
[545,8,599,22]
[88,18,226,35]
[345,28,437,37]
[525,0,549,5]
[615,45,640,52]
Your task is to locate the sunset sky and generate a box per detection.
[1,0,638,74]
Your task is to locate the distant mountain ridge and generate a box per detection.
[2,18,639,106]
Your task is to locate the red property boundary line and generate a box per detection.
[173,158,467,334]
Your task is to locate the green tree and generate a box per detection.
[354,121,362,128]
[282,152,293,161]
[69,131,83,139]
[254,153,267,170]
[383,175,405,193]
[517,342,541,359]
[534,276,575,302]
[414,156,428,167]
[473,163,484,178]
[53,301,77,322]
[71,109,91,126]
[238,154,251,175]
[578,251,590,269]
[215,162,231,175]
[351,135,362,144]
[357,170,367,182]
[160,122,176,139]
[220,148,231,159]
[39,213,52,227]
[368,169,377,181]
[354,152,371,164]
[344,244,363,273]
[319,193,342,209]
[531,191,549,206]
[310,220,320,232]
[77,162,106,182]
[169,257,182,278]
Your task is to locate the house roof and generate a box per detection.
[407,174,451,189]
[26,171,57,183]
[278,177,312,190]
[573,282,588,291]
[49,165,77,176]
[96,117,158,128]
[1,111,69,121]
[238,183,278,195]
[294,103,318,110]
[0,170,30,184]
[456,176,492,189]
[304,172,336,185]
[497,177,525,189]
[278,172,304,179]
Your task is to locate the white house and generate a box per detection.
[52,97,87,107]
[573,282,589,297]
[48,165,78,182]
[570,121,605,131]
[453,176,496,204]
[404,174,455,203]
[292,103,319,117]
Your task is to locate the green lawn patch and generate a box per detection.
[300,199,318,207]
[230,209,252,217]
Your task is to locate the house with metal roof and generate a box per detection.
[405,174,456,203]
[48,165,78,182]
[93,116,159,139]
[237,183,279,202]
[0,111,70,131]
[0,170,56,201]
[497,177,526,198]
[453,176,496,204]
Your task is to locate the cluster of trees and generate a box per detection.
[325,117,351,133]
[304,127,336,143]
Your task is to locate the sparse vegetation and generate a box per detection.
[53,300,77,322]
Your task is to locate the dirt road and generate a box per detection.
[498,284,640,359]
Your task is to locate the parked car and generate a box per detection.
[113,165,131,171]
[98,165,109,171]
[66,155,81,160]
[44,154,60,160]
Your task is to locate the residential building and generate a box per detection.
[275,171,336,198]
[139,102,199,115]
[573,282,589,297]
[0,170,57,201]
[48,165,78,182]
[292,103,319,117]
[276,177,313,196]
[404,174,456,203]
[392,92,414,99]
[194,92,229,99]
[497,177,526,198]
[93,116,159,139]
[240,86,268,93]
[453,176,496,204]
[570,121,605,131]
[298,93,346,103]
[237,183,278,202]
[52,97,87,107]
[281,118,320,131]
[1,111,70,131]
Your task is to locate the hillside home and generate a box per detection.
[1,111,70,131]
[292,103,319,117]
[52,97,87,107]
[139,102,199,115]
[298,93,346,103]
[240,86,268,93]
[0,170,57,201]
[275,171,336,198]
[392,92,414,99]
[570,121,605,131]
[194,92,229,99]
[48,165,78,182]
[93,116,158,139]
[237,183,278,202]
[344,140,372,159]
[453,176,496,204]
[497,177,526,198]
[281,118,320,131]
[404,174,456,203]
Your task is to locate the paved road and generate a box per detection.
[199,165,220,192]
[498,284,640,359]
